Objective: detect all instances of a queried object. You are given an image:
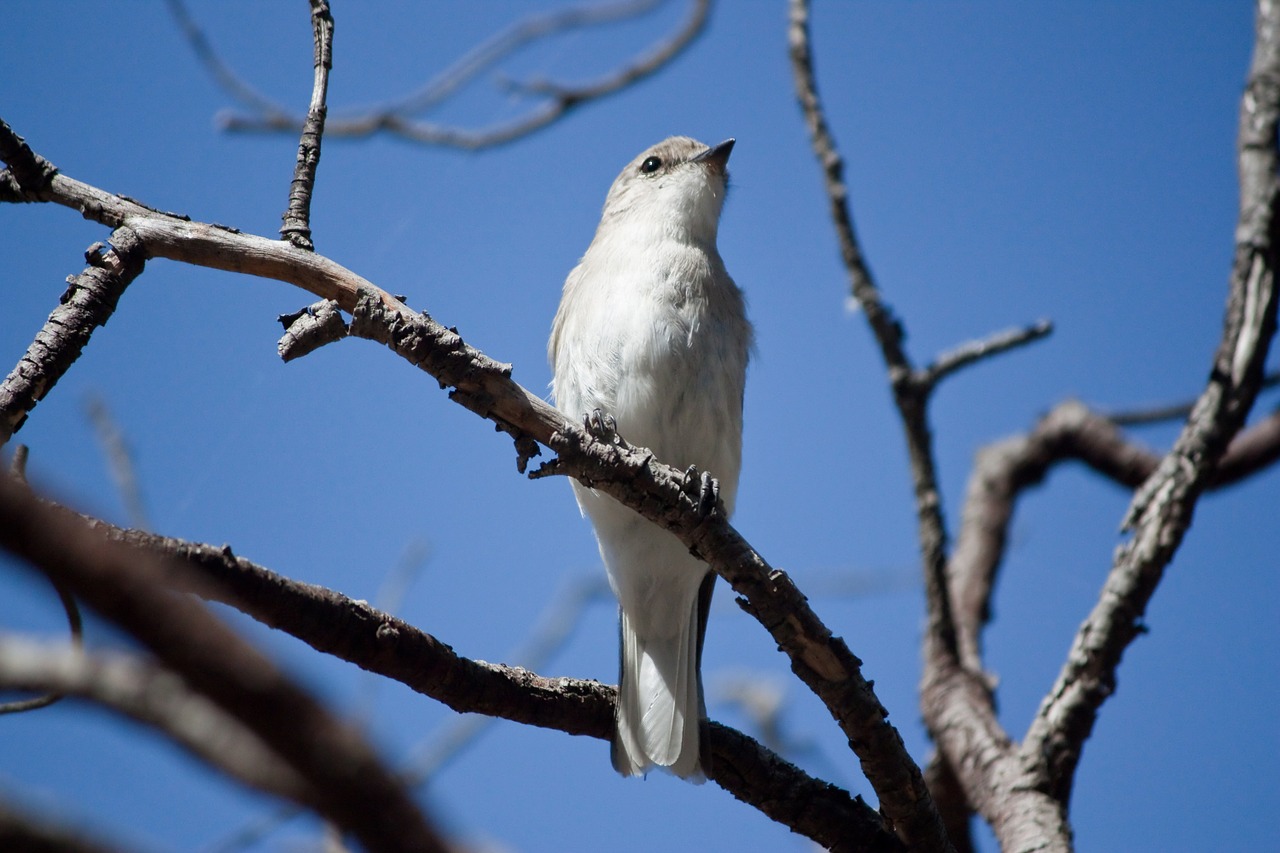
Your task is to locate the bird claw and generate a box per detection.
[583,409,618,443]
[683,466,719,518]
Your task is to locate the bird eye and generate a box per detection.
[639,156,662,174]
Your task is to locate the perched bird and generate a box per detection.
[549,136,752,779]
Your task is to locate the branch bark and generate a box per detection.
[0,229,146,445]
[278,0,333,250]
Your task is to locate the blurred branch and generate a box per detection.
[1106,369,1280,425]
[0,118,923,851]
[279,0,333,251]
[175,0,712,150]
[0,230,146,446]
[0,445,84,717]
[0,476,450,853]
[921,320,1054,390]
[84,395,151,530]
[0,637,312,803]
[0,579,81,716]
[949,401,1280,680]
[0,798,132,853]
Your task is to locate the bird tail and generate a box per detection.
[612,572,714,781]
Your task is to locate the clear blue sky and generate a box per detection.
[1,2,1276,851]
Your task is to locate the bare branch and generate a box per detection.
[949,401,1280,677]
[788,0,960,688]
[0,477,450,853]
[89,521,896,851]
[0,637,313,804]
[1023,0,1280,800]
[1106,369,1280,425]
[0,232,146,446]
[163,0,290,120]
[185,0,712,150]
[788,4,959,847]
[84,395,151,530]
[0,577,81,716]
[0,798,131,853]
[279,0,334,250]
[923,320,1054,389]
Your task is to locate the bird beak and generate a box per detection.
[692,138,735,170]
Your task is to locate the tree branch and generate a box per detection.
[0,230,146,446]
[279,0,333,250]
[182,0,712,150]
[1022,0,1280,802]
[787,0,962,683]
[86,519,900,851]
[0,637,313,805]
[0,476,450,853]
[0,798,131,853]
[922,320,1054,390]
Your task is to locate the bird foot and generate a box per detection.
[583,409,618,444]
[683,466,720,518]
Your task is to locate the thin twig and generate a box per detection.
[280,0,333,250]
[180,0,712,150]
[163,0,290,120]
[923,320,1054,389]
[1107,369,1280,425]
[84,395,151,530]
[0,445,84,717]
[0,580,82,716]
[787,0,959,668]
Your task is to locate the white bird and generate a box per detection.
[549,136,752,779]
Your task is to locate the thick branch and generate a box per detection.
[0,477,449,853]
[1023,0,1280,802]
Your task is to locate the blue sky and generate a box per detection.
[1,2,1276,851]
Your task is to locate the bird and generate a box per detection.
[549,136,752,779]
